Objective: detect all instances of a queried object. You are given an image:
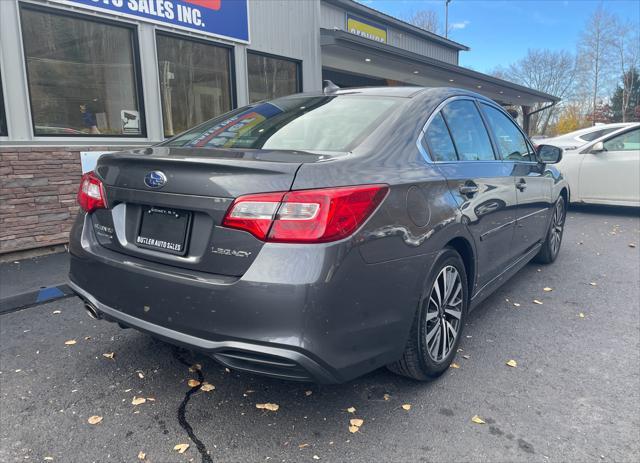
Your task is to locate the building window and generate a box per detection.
[20,7,144,137]
[0,70,7,136]
[247,51,301,103]
[157,33,233,138]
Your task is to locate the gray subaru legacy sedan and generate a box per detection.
[68,86,567,383]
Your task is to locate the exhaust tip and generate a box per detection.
[84,302,101,320]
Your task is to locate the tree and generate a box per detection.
[577,6,617,125]
[553,104,588,135]
[611,67,640,122]
[611,19,640,121]
[406,9,441,35]
[492,49,577,135]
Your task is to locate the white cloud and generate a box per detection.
[450,20,470,30]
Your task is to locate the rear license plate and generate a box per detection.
[136,206,191,256]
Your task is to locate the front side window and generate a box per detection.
[157,34,233,138]
[248,52,300,103]
[165,95,401,152]
[603,129,640,152]
[21,7,144,136]
[0,70,7,136]
[441,100,495,161]
[481,103,534,161]
[423,113,457,162]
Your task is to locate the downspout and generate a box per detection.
[522,101,556,136]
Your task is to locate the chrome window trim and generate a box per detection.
[417,95,540,165]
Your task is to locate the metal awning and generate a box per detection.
[320,29,559,107]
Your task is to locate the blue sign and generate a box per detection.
[52,0,249,43]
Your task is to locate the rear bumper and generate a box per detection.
[69,280,338,382]
[68,214,428,383]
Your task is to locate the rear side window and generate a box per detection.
[441,100,495,161]
[481,103,535,162]
[423,113,457,161]
[603,128,640,152]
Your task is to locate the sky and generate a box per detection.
[360,0,640,73]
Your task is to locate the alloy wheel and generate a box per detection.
[424,265,463,362]
[550,199,564,256]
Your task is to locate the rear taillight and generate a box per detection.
[222,184,389,243]
[77,171,106,213]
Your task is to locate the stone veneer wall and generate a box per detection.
[0,146,134,254]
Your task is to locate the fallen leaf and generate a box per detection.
[506,359,518,368]
[137,451,146,460]
[471,415,486,424]
[173,443,189,454]
[102,352,115,359]
[383,393,391,401]
[187,379,201,388]
[305,390,313,396]
[533,300,543,305]
[346,407,356,413]
[629,243,637,248]
[450,362,460,369]
[53,310,61,314]
[298,443,309,449]
[589,282,597,286]
[137,371,144,379]
[513,303,521,307]
[84,336,91,340]
[87,415,103,425]
[313,456,320,460]
[348,425,360,433]
[188,363,202,373]
[401,404,411,411]
[131,397,146,406]
[200,382,215,392]
[256,403,279,411]
[349,418,364,427]
[462,355,471,359]
[64,340,77,345]
[44,458,53,461]
[543,287,553,292]
[579,312,585,318]
[146,397,155,402]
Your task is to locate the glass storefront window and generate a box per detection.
[247,52,301,103]
[156,33,233,138]
[20,7,144,137]
[0,71,7,136]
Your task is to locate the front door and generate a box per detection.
[579,128,640,205]
[479,102,552,260]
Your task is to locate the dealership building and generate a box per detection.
[0,0,558,255]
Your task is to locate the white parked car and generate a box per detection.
[555,123,640,207]
[542,123,636,150]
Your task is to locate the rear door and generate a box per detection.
[424,98,517,288]
[480,103,552,260]
[579,128,640,204]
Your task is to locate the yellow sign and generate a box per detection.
[347,14,387,44]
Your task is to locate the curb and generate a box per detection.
[0,284,76,315]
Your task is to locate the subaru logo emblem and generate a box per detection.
[144,171,167,189]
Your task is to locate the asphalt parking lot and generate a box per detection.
[1,205,638,463]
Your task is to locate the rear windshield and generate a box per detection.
[162,95,402,152]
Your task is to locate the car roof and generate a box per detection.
[292,86,493,101]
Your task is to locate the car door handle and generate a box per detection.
[516,179,527,191]
[459,182,479,197]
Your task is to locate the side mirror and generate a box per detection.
[590,141,605,153]
[537,144,563,164]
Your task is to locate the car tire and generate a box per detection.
[533,196,566,264]
[387,248,468,381]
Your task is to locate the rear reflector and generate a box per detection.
[77,171,107,213]
[222,185,389,243]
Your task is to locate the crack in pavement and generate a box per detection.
[173,347,213,463]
